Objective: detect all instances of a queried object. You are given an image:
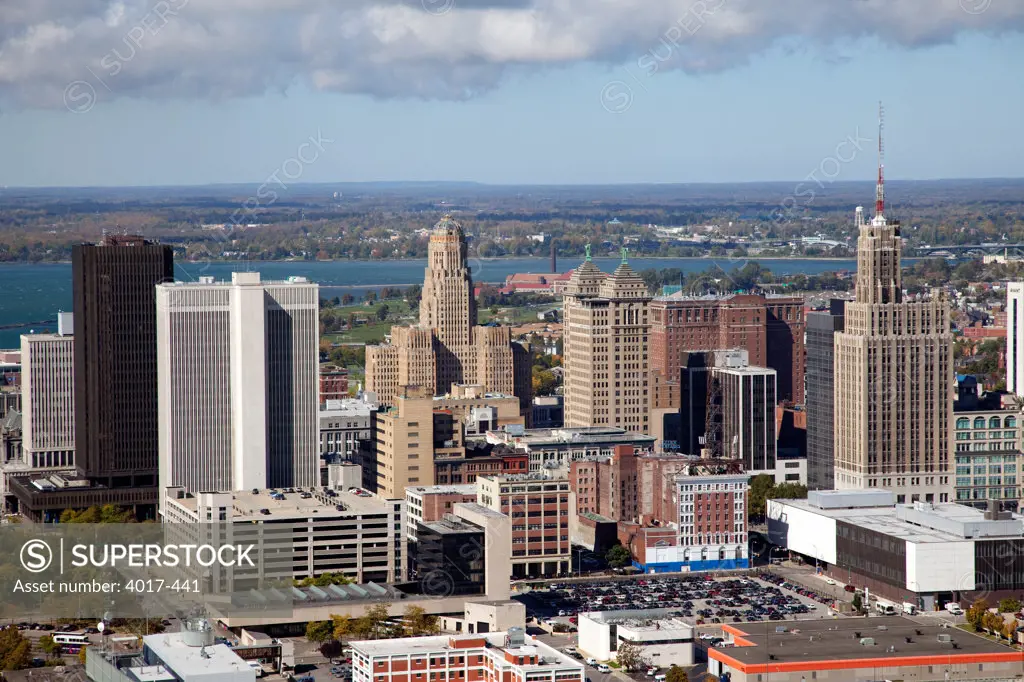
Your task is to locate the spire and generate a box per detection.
[875,101,885,219]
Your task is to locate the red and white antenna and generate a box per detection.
[875,101,885,218]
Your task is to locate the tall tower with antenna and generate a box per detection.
[875,101,885,220]
[833,105,954,503]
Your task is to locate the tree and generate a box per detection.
[665,665,688,682]
[403,605,440,636]
[983,611,1004,635]
[999,598,1021,613]
[851,592,862,613]
[747,474,776,519]
[967,599,990,632]
[351,602,392,640]
[376,304,390,322]
[320,639,344,663]
[342,293,355,305]
[39,634,60,655]
[606,544,631,568]
[78,646,89,666]
[332,615,352,643]
[1005,617,1019,642]
[614,641,649,672]
[0,626,32,671]
[306,620,334,644]
[59,504,136,523]
[364,290,378,303]
[532,369,558,396]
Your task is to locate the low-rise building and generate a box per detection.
[577,609,694,667]
[162,486,407,586]
[320,396,375,458]
[485,426,656,473]
[320,364,349,403]
[531,395,564,429]
[709,617,1024,682]
[405,483,477,541]
[768,489,1024,608]
[351,630,584,682]
[477,473,574,578]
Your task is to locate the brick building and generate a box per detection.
[477,473,575,578]
[319,364,349,403]
[650,292,805,404]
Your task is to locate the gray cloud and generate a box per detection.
[0,0,1020,110]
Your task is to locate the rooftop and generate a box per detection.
[493,426,656,447]
[406,484,477,497]
[352,632,581,669]
[170,487,393,519]
[581,608,695,633]
[712,617,1014,668]
[773,495,1024,543]
[142,631,252,677]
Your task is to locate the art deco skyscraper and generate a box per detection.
[833,110,953,502]
[563,248,651,432]
[366,216,531,413]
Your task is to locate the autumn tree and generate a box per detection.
[320,639,344,663]
[967,599,990,632]
[306,621,334,644]
[403,605,439,636]
[614,641,649,672]
[0,626,32,671]
[665,665,688,682]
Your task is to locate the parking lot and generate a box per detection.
[519,572,845,631]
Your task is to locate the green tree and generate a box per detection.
[376,304,390,322]
[747,474,776,519]
[851,593,862,613]
[39,634,59,656]
[59,504,136,523]
[606,544,631,568]
[999,598,1021,613]
[342,293,355,305]
[665,664,688,682]
[306,620,334,644]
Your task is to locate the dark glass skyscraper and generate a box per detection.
[73,235,173,497]
[806,299,845,490]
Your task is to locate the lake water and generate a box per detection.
[0,257,856,348]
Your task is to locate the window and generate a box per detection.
[957,417,970,429]
[975,417,986,429]
[990,417,1002,429]
[1006,416,1017,428]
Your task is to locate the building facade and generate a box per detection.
[156,272,320,505]
[320,398,374,458]
[485,426,656,473]
[73,234,174,506]
[1007,281,1024,396]
[366,216,531,412]
[405,484,478,541]
[952,376,1021,510]
[805,300,846,489]
[834,198,954,503]
[350,631,584,682]
[562,251,651,432]
[650,292,805,404]
[477,473,574,578]
[320,365,349,404]
[716,365,777,472]
[20,326,75,470]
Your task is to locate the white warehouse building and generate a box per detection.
[577,608,694,668]
[768,489,1024,610]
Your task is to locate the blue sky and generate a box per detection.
[1,1,1022,187]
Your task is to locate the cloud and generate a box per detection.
[0,0,1020,109]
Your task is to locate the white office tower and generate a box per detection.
[20,315,75,469]
[1008,282,1024,397]
[157,273,319,508]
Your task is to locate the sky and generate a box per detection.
[0,0,1023,187]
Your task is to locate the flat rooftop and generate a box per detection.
[774,497,1024,543]
[143,632,252,677]
[500,427,656,446]
[714,617,1013,667]
[172,488,392,518]
[352,633,581,669]
[407,484,477,496]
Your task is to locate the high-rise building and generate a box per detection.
[20,315,75,471]
[650,292,805,404]
[834,126,954,503]
[1007,282,1024,396]
[562,248,651,431]
[715,364,777,472]
[74,235,174,505]
[366,216,531,411]
[806,299,846,490]
[156,272,319,505]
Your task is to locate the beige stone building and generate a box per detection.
[562,249,651,432]
[370,384,527,499]
[834,204,954,503]
[366,216,531,412]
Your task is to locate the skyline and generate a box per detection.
[0,1,1022,187]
